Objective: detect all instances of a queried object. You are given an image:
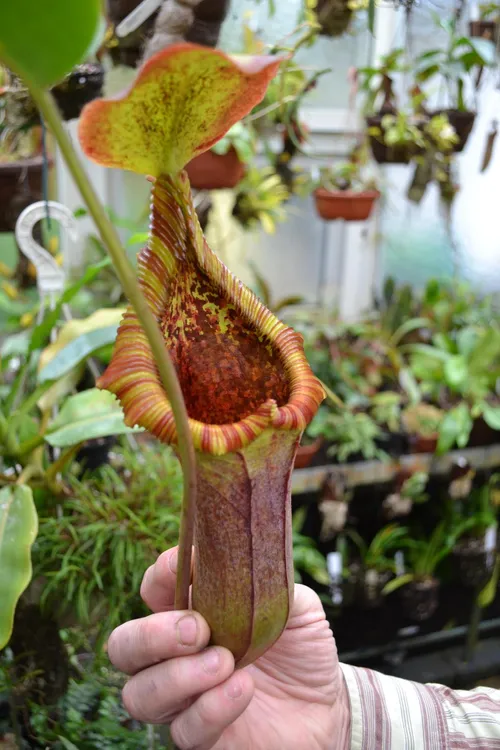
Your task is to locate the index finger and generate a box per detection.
[141,547,179,612]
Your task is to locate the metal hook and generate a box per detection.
[15,200,78,324]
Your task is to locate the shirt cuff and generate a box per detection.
[340,663,449,750]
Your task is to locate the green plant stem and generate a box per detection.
[0,408,20,456]
[27,86,197,611]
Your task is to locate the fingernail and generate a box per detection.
[177,615,198,646]
[203,648,220,674]
[169,550,178,574]
[225,677,243,700]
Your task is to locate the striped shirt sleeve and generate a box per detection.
[341,664,500,750]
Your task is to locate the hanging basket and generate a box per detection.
[185,148,245,191]
[469,20,497,40]
[52,63,104,121]
[431,109,476,153]
[316,0,353,37]
[314,188,379,222]
[365,115,418,164]
[0,157,48,233]
[400,578,440,622]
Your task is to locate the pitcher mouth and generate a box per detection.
[98,174,324,455]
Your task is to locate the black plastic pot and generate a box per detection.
[454,537,496,589]
[400,578,440,622]
[357,568,392,609]
[52,63,104,120]
[316,0,352,37]
[76,436,116,471]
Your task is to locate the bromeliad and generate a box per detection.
[79,43,324,667]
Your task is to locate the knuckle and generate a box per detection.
[137,615,165,662]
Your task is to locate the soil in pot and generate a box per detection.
[52,63,104,120]
[431,109,476,152]
[0,156,47,233]
[357,567,392,609]
[294,436,324,470]
[314,189,379,222]
[186,148,245,190]
[366,115,416,164]
[469,20,497,39]
[453,537,496,589]
[400,577,440,622]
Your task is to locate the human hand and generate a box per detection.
[107,547,351,750]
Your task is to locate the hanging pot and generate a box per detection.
[365,115,417,164]
[400,577,440,622]
[316,0,353,37]
[431,109,476,153]
[107,0,159,67]
[357,567,392,609]
[294,436,323,470]
[185,148,245,191]
[52,63,104,121]
[453,537,496,589]
[0,157,48,233]
[469,20,497,40]
[314,188,379,221]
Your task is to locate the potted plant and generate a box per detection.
[415,18,496,152]
[186,121,255,190]
[401,403,444,453]
[307,406,387,464]
[383,522,456,621]
[383,470,429,520]
[366,109,426,165]
[313,152,380,222]
[469,3,499,40]
[51,62,104,121]
[0,69,47,234]
[347,524,410,608]
[314,0,353,37]
[453,482,498,588]
[232,166,290,233]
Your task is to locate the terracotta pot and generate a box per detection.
[469,20,497,39]
[366,115,417,164]
[431,109,476,153]
[454,538,496,588]
[469,416,498,448]
[408,433,438,455]
[0,157,49,233]
[185,148,245,190]
[400,578,440,622]
[314,188,379,222]
[294,437,323,470]
[52,63,104,120]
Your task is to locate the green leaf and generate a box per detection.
[1,331,30,360]
[0,485,38,649]
[0,0,103,87]
[444,355,468,390]
[390,317,431,347]
[58,738,80,750]
[382,573,415,596]
[437,403,473,455]
[29,258,111,353]
[38,325,119,383]
[46,389,143,448]
[482,403,500,431]
[478,555,500,608]
[126,232,150,247]
[368,0,376,34]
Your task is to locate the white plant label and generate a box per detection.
[485,526,497,552]
[395,550,405,577]
[116,0,163,37]
[327,551,342,582]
